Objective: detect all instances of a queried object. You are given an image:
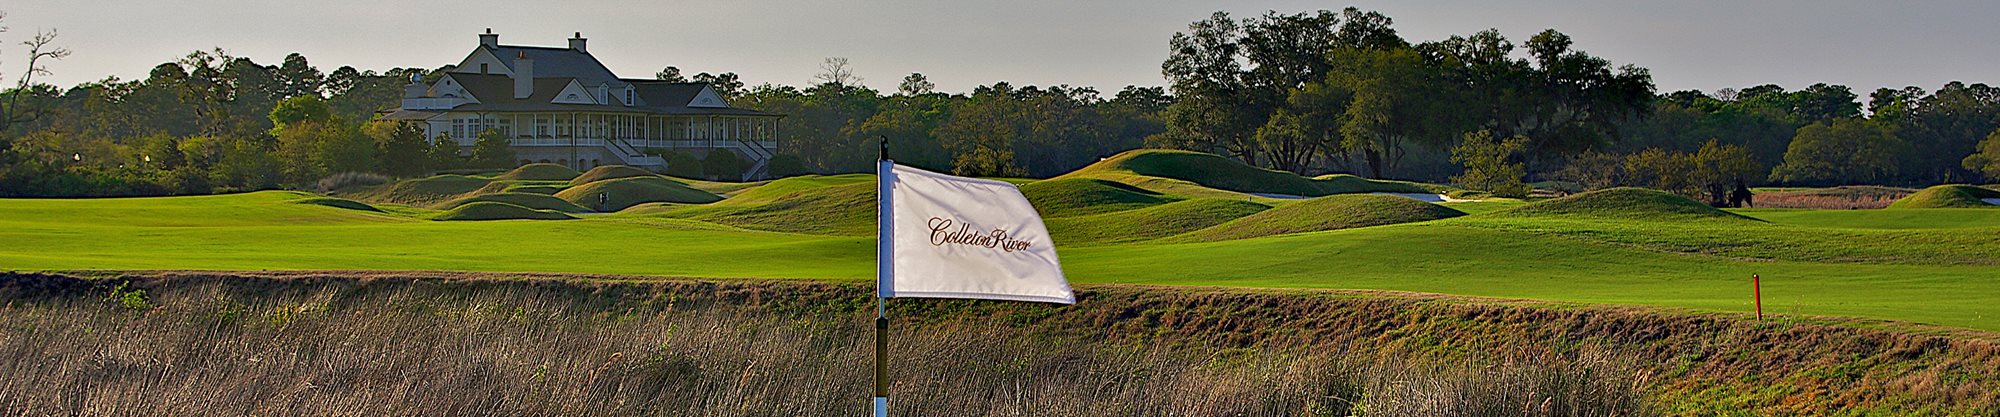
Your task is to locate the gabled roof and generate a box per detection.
[627,81,773,116]
[458,45,623,88]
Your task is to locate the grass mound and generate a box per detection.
[344,174,492,206]
[440,192,589,213]
[570,165,658,186]
[1887,185,2000,209]
[1499,187,1755,221]
[1310,174,1437,195]
[501,184,564,195]
[465,180,571,196]
[1046,198,1270,244]
[432,201,575,221]
[1174,194,1465,242]
[1066,149,1326,196]
[637,177,877,235]
[494,163,580,181]
[1020,178,1173,217]
[292,197,382,212]
[1063,149,1451,198]
[557,176,722,211]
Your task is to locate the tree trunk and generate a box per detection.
[1364,149,1384,179]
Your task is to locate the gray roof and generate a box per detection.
[475,45,623,88]
[444,73,775,116]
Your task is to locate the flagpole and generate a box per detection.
[874,136,891,417]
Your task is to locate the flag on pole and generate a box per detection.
[878,162,1074,304]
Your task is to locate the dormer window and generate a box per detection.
[567,94,579,100]
[625,90,633,105]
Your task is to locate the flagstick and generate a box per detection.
[873,136,891,417]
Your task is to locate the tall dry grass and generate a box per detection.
[1753,186,1914,209]
[0,274,1651,416]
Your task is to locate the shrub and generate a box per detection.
[104,282,151,311]
[1450,130,1529,198]
[766,154,809,177]
[664,152,703,179]
[703,150,748,180]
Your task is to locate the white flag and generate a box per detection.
[878,161,1074,304]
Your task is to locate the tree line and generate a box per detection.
[3,9,1998,200]
[1148,8,2000,200]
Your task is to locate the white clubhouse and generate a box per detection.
[384,29,779,179]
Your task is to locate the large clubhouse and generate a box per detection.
[383,30,779,179]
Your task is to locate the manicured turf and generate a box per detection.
[569,165,656,185]
[1168,194,1464,242]
[439,192,589,213]
[1888,184,2000,209]
[493,163,581,181]
[1737,207,2000,229]
[4,189,1999,332]
[555,176,722,211]
[433,201,578,221]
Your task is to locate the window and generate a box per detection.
[480,63,489,74]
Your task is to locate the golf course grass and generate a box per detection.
[5,152,2000,333]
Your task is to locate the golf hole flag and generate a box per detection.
[877,161,1074,304]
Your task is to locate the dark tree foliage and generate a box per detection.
[5,9,1998,199]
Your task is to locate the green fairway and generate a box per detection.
[5,189,2000,333]
[1737,207,2000,229]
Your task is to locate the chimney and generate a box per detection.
[479,28,498,48]
[402,73,427,99]
[568,32,587,53]
[513,51,534,99]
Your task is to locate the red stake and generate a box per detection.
[1752,274,1763,320]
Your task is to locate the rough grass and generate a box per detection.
[1019,177,1175,217]
[1754,186,1914,209]
[0,272,1657,416]
[1171,194,1466,242]
[432,201,576,221]
[1497,187,1757,221]
[556,176,722,212]
[1888,184,2000,209]
[291,196,381,212]
[11,271,2000,415]
[438,192,590,213]
[570,165,658,186]
[1045,198,1271,244]
[494,163,581,181]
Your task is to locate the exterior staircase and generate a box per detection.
[734,137,775,181]
[602,137,665,169]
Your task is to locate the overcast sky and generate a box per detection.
[5,0,1996,95]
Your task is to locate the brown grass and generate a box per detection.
[0,272,1653,416]
[1755,186,1915,209]
[6,271,1998,415]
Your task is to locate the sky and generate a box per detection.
[4,0,1996,95]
